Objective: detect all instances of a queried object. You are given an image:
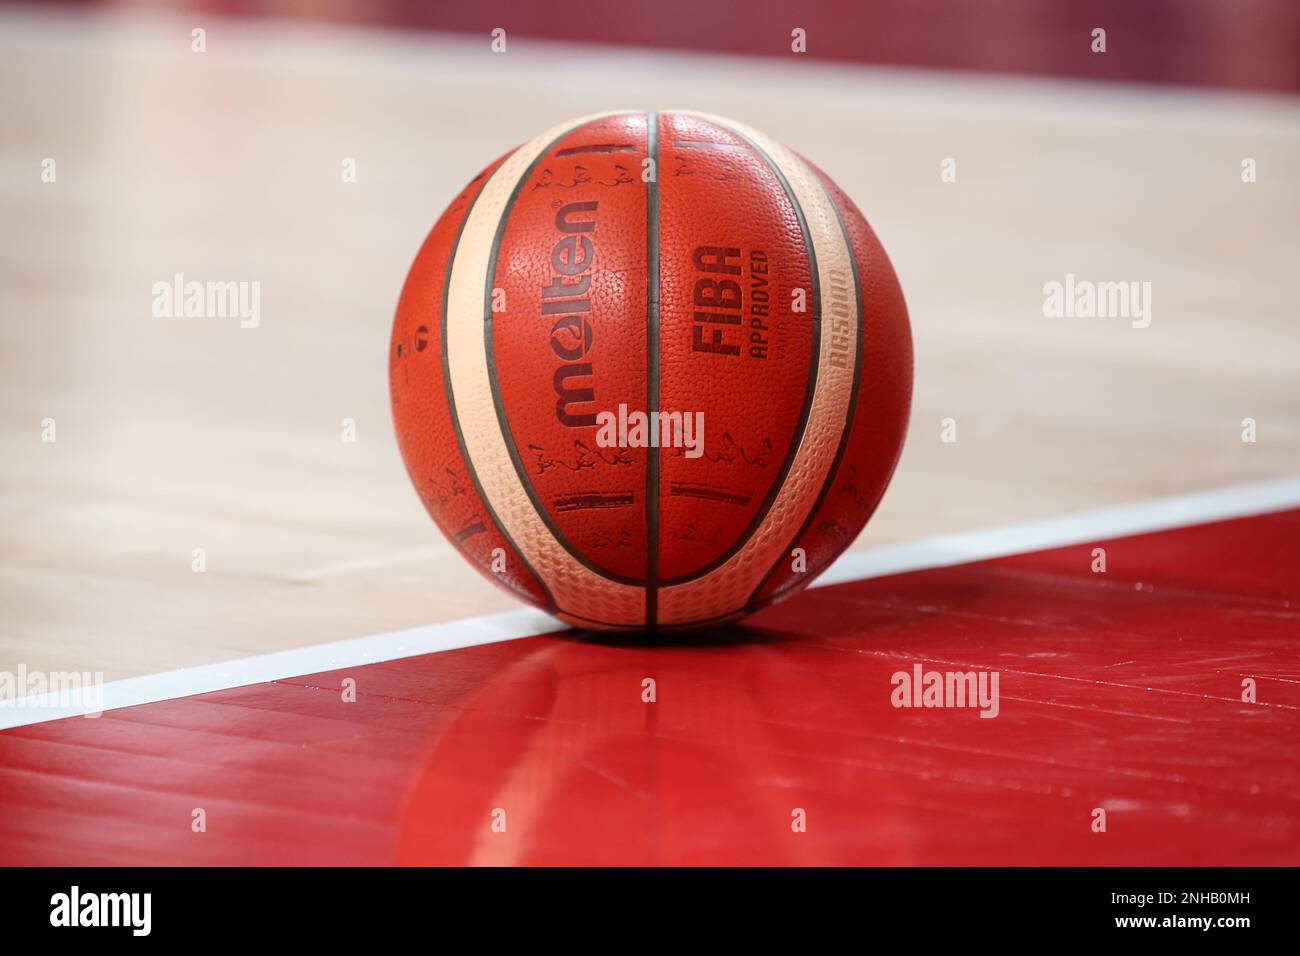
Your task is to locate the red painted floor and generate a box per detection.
[2,510,1298,865]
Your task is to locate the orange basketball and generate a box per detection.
[389,111,912,631]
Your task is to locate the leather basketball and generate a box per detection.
[389,111,912,631]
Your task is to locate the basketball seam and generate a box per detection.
[646,112,661,629]
[482,113,648,589]
[746,167,866,610]
[654,114,823,587]
[438,156,557,613]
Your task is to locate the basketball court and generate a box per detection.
[1,1,1298,868]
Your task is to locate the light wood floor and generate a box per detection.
[2,6,1297,682]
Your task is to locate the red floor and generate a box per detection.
[2,509,1298,865]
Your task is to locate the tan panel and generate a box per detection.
[658,111,858,626]
[444,110,648,628]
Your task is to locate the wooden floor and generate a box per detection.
[6,509,1298,866]
[1,6,1297,682]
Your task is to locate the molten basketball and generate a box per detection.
[389,111,912,631]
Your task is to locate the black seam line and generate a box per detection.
[747,166,865,610]
[440,164,556,612]
[553,607,649,630]
[646,112,661,629]
[483,113,647,589]
[655,122,822,588]
[651,610,745,631]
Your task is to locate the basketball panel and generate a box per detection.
[749,161,912,610]
[655,112,818,583]
[390,153,552,610]
[488,113,652,584]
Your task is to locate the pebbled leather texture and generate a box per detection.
[389,151,551,611]
[389,111,912,629]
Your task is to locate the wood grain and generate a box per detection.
[1,7,1297,681]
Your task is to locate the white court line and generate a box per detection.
[3,474,1298,731]
[0,609,567,731]
[815,473,1300,587]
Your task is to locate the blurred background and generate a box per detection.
[35,0,1300,90]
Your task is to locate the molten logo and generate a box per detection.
[545,201,598,426]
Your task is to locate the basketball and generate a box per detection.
[389,110,912,630]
